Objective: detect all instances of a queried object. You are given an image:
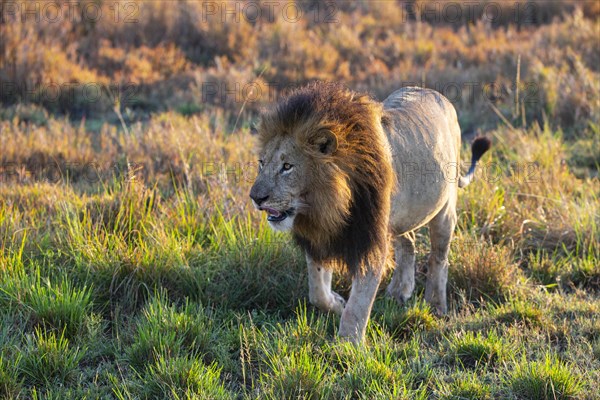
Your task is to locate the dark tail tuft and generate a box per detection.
[459,136,492,188]
[471,136,492,163]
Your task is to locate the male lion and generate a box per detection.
[249,82,490,343]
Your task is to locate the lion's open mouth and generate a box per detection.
[261,207,294,222]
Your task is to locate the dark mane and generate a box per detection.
[293,179,389,276]
[259,82,394,276]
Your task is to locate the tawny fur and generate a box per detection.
[250,82,490,342]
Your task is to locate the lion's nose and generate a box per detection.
[250,193,269,206]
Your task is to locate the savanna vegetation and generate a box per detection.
[0,0,599,398]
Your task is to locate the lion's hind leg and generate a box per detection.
[306,254,346,316]
[425,198,457,316]
[386,231,416,304]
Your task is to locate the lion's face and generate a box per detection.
[249,82,393,274]
[249,135,312,231]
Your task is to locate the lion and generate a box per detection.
[249,82,490,343]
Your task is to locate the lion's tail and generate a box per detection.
[458,136,492,188]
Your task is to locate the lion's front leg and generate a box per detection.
[338,268,382,344]
[307,254,346,315]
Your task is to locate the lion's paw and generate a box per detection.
[310,291,346,316]
[329,291,346,315]
[385,282,414,305]
[424,287,447,316]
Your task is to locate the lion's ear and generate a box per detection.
[310,129,338,155]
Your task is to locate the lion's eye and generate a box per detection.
[258,160,264,170]
[281,163,293,173]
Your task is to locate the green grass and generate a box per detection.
[438,372,492,400]
[0,353,23,399]
[135,354,232,400]
[261,345,331,399]
[0,109,598,398]
[374,298,438,340]
[447,330,507,369]
[509,355,584,399]
[25,277,93,339]
[19,328,85,388]
[492,297,549,329]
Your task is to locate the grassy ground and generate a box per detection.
[0,111,598,399]
[1,1,599,399]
